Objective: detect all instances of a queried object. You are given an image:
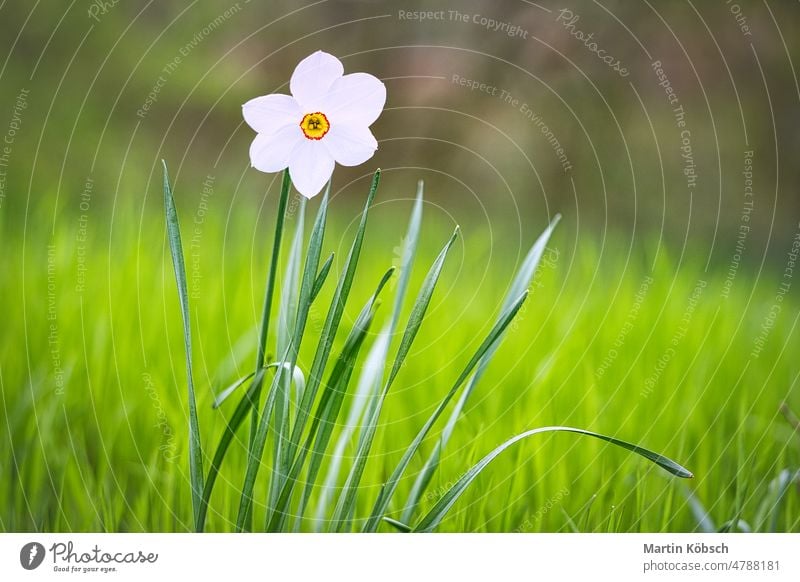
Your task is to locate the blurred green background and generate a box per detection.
[0,1,799,246]
[1,1,798,532]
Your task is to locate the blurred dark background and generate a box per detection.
[1,0,798,263]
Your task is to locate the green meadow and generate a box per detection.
[2,174,797,533]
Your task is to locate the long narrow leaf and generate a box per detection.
[385,225,460,389]
[292,268,393,526]
[235,343,293,531]
[162,160,205,530]
[242,170,291,531]
[266,186,328,522]
[270,196,306,510]
[255,169,292,369]
[315,182,424,527]
[196,367,265,531]
[383,517,411,532]
[402,214,561,522]
[212,371,256,409]
[333,226,459,531]
[277,197,306,356]
[284,170,381,475]
[311,252,335,303]
[313,326,389,528]
[413,426,693,532]
[238,187,331,530]
[197,362,306,531]
[362,289,529,531]
[268,268,393,530]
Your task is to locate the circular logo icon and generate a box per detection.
[19,542,45,570]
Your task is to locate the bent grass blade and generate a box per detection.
[412,426,693,532]
[401,214,561,523]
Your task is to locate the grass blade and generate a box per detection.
[311,252,335,303]
[267,269,393,531]
[383,517,411,532]
[270,196,306,511]
[388,181,425,326]
[313,326,389,528]
[314,182,424,528]
[333,226,459,531]
[401,214,561,522]
[362,289,528,532]
[212,371,256,409]
[238,187,331,530]
[235,344,293,531]
[385,224,460,389]
[196,367,265,531]
[162,160,205,531]
[283,170,381,476]
[241,170,291,531]
[255,169,292,370]
[755,469,799,532]
[277,197,306,357]
[682,486,716,533]
[413,426,693,532]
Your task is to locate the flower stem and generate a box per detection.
[244,169,291,529]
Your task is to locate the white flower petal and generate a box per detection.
[288,140,335,198]
[249,124,303,172]
[323,123,378,167]
[242,94,301,135]
[322,73,386,126]
[290,51,344,111]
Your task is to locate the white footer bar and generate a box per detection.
[1,533,798,581]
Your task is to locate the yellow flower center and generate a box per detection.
[300,112,330,140]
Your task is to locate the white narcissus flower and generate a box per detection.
[243,51,386,199]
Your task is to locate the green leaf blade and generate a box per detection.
[315,183,424,528]
[362,289,529,532]
[333,226,460,531]
[162,160,205,531]
[401,214,561,523]
[413,426,693,532]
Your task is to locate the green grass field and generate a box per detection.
[2,177,798,533]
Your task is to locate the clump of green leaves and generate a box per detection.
[162,164,692,532]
